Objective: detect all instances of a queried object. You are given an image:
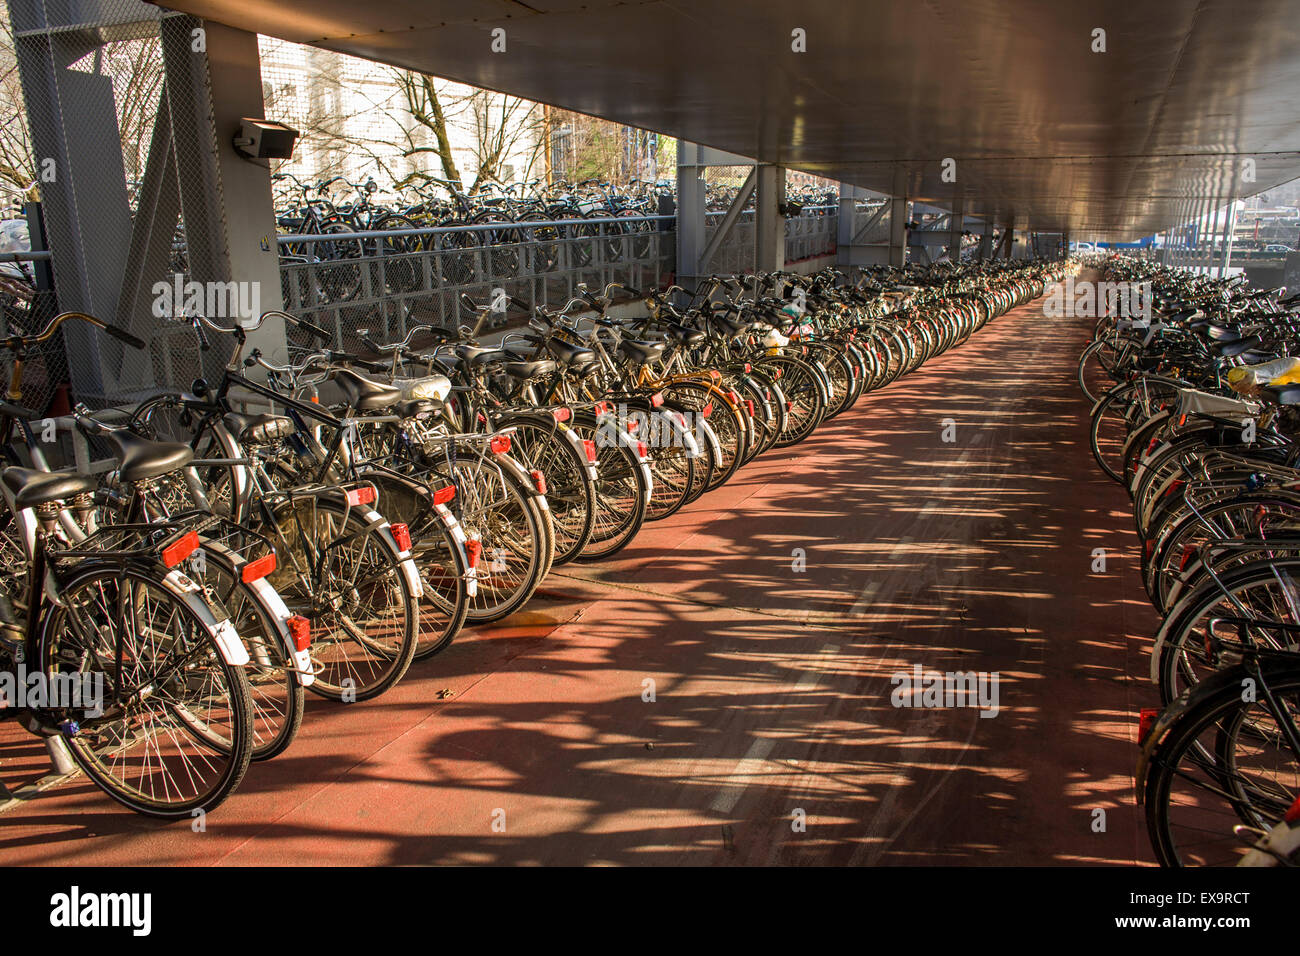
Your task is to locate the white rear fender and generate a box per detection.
[351,504,424,601]
[161,569,250,667]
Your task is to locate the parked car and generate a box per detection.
[1264,243,1294,253]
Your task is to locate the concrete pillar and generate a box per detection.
[978,219,993,259]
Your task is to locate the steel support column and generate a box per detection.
[9,0,156,401]
[888,197,907,266]
[676,141,754,292]
[754,163,785,273]
[946,198,964,263]
[1221,198,1237,277]
[978,219,993,259]
[161,14,286,362]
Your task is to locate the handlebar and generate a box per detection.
[0,311,146,352]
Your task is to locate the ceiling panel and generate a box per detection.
[156,0,1300,239]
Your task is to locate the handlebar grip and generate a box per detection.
[0,400,37,419]
[104,324,146,350]
[195,320,211,353]
[72,405,107,436]
[509,295,531,312]
[292,317,333,343]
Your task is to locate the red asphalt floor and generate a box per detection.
[0,284,1161,866]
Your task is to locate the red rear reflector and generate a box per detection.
[1138,707,1160,742]
[530,469,547,495]
[433,485,456,506]
[162,531,201,568]
[241,553,277,583]
[773,367,783,379]
[465,538,483,568]
[635,440,649,459]
[727,390,740,405]
[626,418,639,433]
[650,391,664,407]
[551,406,571,422]
[390,522,412,552]
[744,363,752,372]
[593,401,609,416]
[708,370,721,381]
[701,402,713,418]
[287,614,311,652]
[490,434,511,455]
[1178,544,1198,572]
[1177,414,1187,427]
[746,400,755,416]
[1146,438,1160,455]
[581,439,597,463]
[346,486,376,507]
[1285,793,1300,824]
[476,412,487,425]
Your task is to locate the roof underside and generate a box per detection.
[160,0,1300,240]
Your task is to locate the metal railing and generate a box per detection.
[784,204,839,262]
[276,214,676,349]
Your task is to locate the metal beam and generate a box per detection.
[161,15,286,361]
[946,197,964,262]
[675,140,708,292]
[697,168,756,272]
[754,164,785,273]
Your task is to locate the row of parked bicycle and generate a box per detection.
[0,259,1060,818]
[1080,256,1300,867]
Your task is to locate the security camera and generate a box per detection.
[233,119,300,166]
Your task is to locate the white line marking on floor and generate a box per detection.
[709,643,839,814]
[710,738,776,813]
[848,581,881,617]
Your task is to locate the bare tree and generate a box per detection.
[0,18,36,206]
[390,70,463,189]
[460,89,543,193]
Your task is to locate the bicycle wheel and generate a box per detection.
[262,497,418,702]
[1143,662,1300,866]
[568,413,650,560]
[39,565,253,817]
[445,448,548,624]
[760,355,827,447]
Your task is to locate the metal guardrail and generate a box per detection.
[276,214,676,349]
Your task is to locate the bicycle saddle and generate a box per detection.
[454,345,507,367]
[545,338,596,367]
[1213,336,1265,357]
[393,375,451,403]
[332,367,402,411]
[1,467,98,509]
[108,430,195,483]
[395,398,443,420]
[1261,384,1300,406]
[501,359,556,380]
[618,339,665,364]
[223,411,294,446]
[667,322,706,345]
